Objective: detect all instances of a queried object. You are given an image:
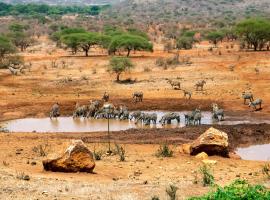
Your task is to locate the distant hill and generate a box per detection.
[0,0,123,5]
[103,0,270,25]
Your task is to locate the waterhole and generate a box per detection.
[2,111,270,133]
[236,144,270,161]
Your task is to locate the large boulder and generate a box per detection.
[190,127,229,157]
[43,140,95,173]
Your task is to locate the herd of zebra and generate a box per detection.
[49,90,262,126]
[49,92,226,126]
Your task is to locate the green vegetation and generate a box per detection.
[199,164,215,187]
[8,23,35,52]
[115,144,126,161]
[235,18,270,51]
[0,35,16,62]
[108,34,153,57]
[61,32,101,56]
[0,2,109,16]
[108,57,134,82]
[189,179,270,200]
[156,144,173,157]
[206,31,225,47]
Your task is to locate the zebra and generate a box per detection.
[195,80,206,91]
[212,103,224,121]
[182,89,192,99]
[130,111,142,121]
[133,92,143,102]
[159,112,180,125]
[49,103,60,119]
[242,92,254,105]
[249,99,262,110]
[168,79,181,90]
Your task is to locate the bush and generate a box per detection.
[199,164,214,186]
[115,144,126,161]
[262,163,270,179]
[156,144,173,157]
[189,179,270,200]
[93,149,103,161]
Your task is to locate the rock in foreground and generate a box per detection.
[190,127,229,157]
[43,140,95,173]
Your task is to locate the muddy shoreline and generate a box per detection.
[4,124,269,152]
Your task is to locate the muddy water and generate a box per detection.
[2,111,270,133]
[236,144,270,161]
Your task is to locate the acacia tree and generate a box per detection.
[109,57,133,82]
[235,18,270,51]
[61,32,100,56]
[8,23,35,52]
[109,34,153,57]
[206,31,224,47]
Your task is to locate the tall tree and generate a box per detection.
[0,35,16,62]
[109,34,153,57]
[61,32,100,56]
[108,57,134,82]
[206,31,224,47]
[235,18,270,51]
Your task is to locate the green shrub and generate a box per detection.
[115,144,126,161]
[200,164,214,186]
[156,144,173,157]
[189,179,270,200]
[262,163,270,179]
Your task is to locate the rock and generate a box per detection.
[42,140,95,173]
[202,159,217,165]
[179,144,191,154]
[195,152,208,160]
[22,175,30,181]
[190,127,229,157]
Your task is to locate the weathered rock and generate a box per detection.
[43,140,95,173]
[179,144,191,154]
[195,152,208,160]
[190,127,229,157]
[202,159,217,165]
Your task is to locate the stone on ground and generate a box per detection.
[195,152,208,160]
[43,140,95,173]
[190,127,229,157]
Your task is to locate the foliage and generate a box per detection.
[189,179,270,200]
[109,34,153,57]
[0,35,16,61]
[156,144,173,157]
[235,18,270,51]
[108,56,133,82]
[93,149,103,161]
[0,2,109,16]
[166,185,178,200]
[176,36,194,49]
[50,27,86,45]
[206,31,225,47]
[262,163,270,179]
[61,32,100,56]
[199,164,215,187]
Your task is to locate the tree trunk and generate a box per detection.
[116,73,121,82]
[85,50,89,57]
[127,49,131,57]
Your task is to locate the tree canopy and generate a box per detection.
[235,18,270,51]
[109,34,153,57]
[109,57,134,82]
[206,31,225,47]
[61,32,101,56]
[0,35,16,61]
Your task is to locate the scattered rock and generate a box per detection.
[42,140,95,173]
[190,127,229,157]
[31,161,37,166]
[202,159,217,165]
[195,152,208,160]
[23,175,30,181]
